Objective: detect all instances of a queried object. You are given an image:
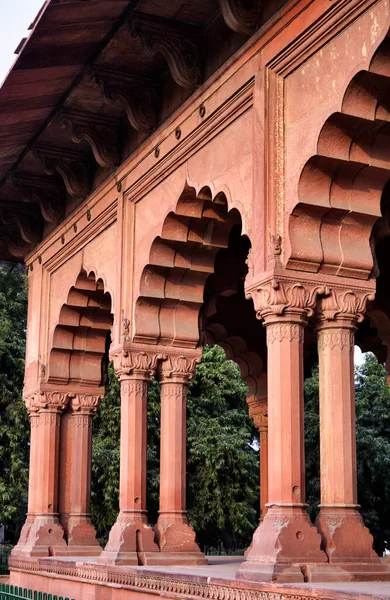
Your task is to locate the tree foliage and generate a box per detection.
[0,264,29,542]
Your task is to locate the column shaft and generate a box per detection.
[99,373,159,565]
[12,398,67,557]
[239,316,326,582]
[159,381,186,520]
[315,320,379,564]
[154,355,206,565]
[259,427,268,520]
[64,398,101,555]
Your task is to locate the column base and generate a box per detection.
[98,514,160,565]
[316,506,379,563]
[154,517,207,564]
[12,515,68,557]
[242,505,327,565]
[237,561,390,583]
[305,561,390,582]
[65,517,102,556]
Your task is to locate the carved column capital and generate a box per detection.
[159,354,201,384]
[246,278,329,325]
[69,393,102,414]
[24,390,69,414]
[110,347,165,380]
[315,287,375,327]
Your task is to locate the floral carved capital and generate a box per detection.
[159,354,200,383]
[316,288,375,324]
[110,348,166,379]
[24,390,69,414]
[246,279,329,322]
[69,393,102,413]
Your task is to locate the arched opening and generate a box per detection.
[48,269,112,387]
[134,183,267,556]
[288,31,390,279]
[49,269,113,554]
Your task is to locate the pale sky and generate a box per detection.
[0,1,45,84]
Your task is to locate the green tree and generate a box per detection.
[305,353,390,555]
[186,345,259,549]
[0,264,29,543]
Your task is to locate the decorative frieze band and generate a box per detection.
[317,330,354,352]
[8,556,344,600]
[120,379,148,396]
[266,323,304,345]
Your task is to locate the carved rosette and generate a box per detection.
[110,347,165,380]
[246,279,328,324]
[24,390,69,415]
[159,354,200,384]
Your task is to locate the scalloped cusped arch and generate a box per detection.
[47,269,113,387]
[134,184,247,348]
[288,32,390,280]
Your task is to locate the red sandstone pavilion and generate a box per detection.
[3,0,390,596]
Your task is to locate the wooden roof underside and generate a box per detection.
[0,0,267,261]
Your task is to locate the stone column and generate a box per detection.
[154,354,207,565]
[254,407,269,521]
[248,393,268,521]
[315,289,386,577]
[238,280,327,582]
[12,391,68,557]
[59,393,102,555]
[99,350,161,565]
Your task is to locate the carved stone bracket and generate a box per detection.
[246,278,329,322]
[0,233,33,259]
[24,390,70,414]
[12,173,64,224]
[0,203,42,244]
[92,67,158,132]
[128,13,203,89]
[34,145,91,198]
[218,0,260,35]
[60,109,120,169]
[109,346,166,379]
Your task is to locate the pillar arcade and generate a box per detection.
[2,0,390,593]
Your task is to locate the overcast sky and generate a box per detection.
[0,1,45,84]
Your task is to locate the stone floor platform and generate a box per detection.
[8,556,390,600]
